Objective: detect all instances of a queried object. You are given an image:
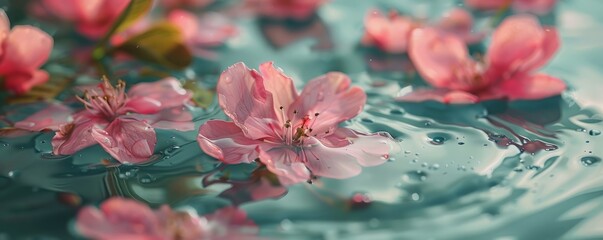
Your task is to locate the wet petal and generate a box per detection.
[302,137,363,179]
[487,15,556,74]
[90,118,157,164]
[259,62,298,123]
[0,26,53,73]
[409,28,472,89]
[197,120,262,164]
[289,72,366,135]
[3,70,50,95]
[76,198,163,240]
[495,74,566,100]
[319,128,393,166]
[258,147,311,186]
[130,107,195,131]
[52,112,108,155]
[14,102,73,131]
[217,62,280,140]
[126,78,192,111]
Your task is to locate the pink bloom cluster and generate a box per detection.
[0,10,53,94]
[38,0,129,39]
[50,78,193,164]
[465,0,557,14]
[247,0,328,20]
[198,62,393,185]
[76,197,258,240]
[362,8,482,54]
[399,15,565,103]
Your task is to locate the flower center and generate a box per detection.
[77,78,127,120]
[452,54,488,91]
[279,106,322,146]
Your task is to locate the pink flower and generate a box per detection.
[465,0,556,14]
[197,62,393,186]
[361,9,419,54]
[246,0,328,20]
[52,78,193,164]
[0,10,53,95]
[161,0,214,9]
[13,102,73,131]
[76,197,258,240]
[400,15,565,104]
[38,0,129,39]
[167,10,237,58]
[436,8,484,44]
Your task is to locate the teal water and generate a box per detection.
[1,0,603,239]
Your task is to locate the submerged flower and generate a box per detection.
[198,62,393,185]
[0,10,53,94]
[161,0,214,9]
[400,15,565,103]
[361,9,419,54]
[246,0,328,20]
[76,197,258,240]
[465,0,556,14]
[38,0,129,39]
[52,78,193,163]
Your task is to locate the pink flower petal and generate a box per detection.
[259,62,298,123]
[363,9,416,53]
[161,0,214,9]
[205,207,258,231]
[514,0,556,14]
[495,73,566,100]
[299,137,363,180]
[320,128,393,166]
[3,70,50,95]
[217,62,280,140]
[396,88,478,104]
[408,28,474,90]
[0,9,9,37]
[192,13,237,47]
[0,26,53,73]
[126,78,192,111]
[487,15,555,74]
[14,102,73,131]
[257,147,311,186]
[90,118,157,164]
[197,120,262,164]
[52,112,108,155]
[130,107,195,132]
[288,72,366,136]
[167,10,200,44]
[464,0,507,10]
[76,198,163,240]
[39,0,78,20]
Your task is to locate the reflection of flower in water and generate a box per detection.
[198,62,395,186]
[76,197,258,240]
[399,15,565,104]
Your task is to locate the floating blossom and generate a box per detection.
[76,197,258,240]
[38,0,129,39]
[167,10,237,58]
[465,0,556,14]
[436,8,484,44]
[361,8,481,54]
[161,0,214,9]
[198,62,393,186]
[0,10,53,94]
[400,15,564,104]
[361,9,419,54]
[246,0,328,20]
[13,102,73,131]
[51,78,193,164]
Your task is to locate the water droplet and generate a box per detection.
[411,192,421,201]
[589,130,601,136]
[404,150,411,154]
[7,171,18,178]
[430,136,445,145]
[581,156,601,166]
[428,164,440,170]
[458,142,465,145]
[280,219,293,231]
[402,170,428,183]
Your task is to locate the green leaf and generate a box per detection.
[183,80,215,108]
[114,22,193,70]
